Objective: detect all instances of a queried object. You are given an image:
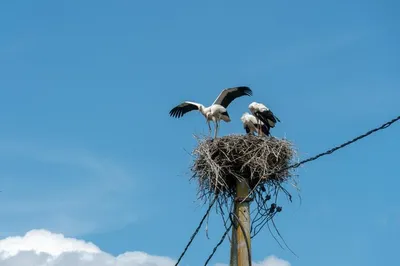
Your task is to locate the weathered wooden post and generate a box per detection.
[230,180,251,266]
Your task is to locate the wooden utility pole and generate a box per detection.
[229,204,238,266]
[230,180,251,266]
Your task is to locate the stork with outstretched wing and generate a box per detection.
[169,86,252,138]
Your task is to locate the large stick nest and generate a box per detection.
[192,134,296,197]
[190,134,299,240]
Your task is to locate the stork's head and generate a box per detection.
[240,112,250,123]
[248,102,258,112]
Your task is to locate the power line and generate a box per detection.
[281,115,400,172]
[203,222,233,266]
[201,114,400,265]
[174,196,218,266]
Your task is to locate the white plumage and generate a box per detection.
[170,86,252,138]
[240,112,270,136]
[240,112,258,135]
[248,102,280,136]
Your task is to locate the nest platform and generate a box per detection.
[190,134,299,240]
[192,134,296,197]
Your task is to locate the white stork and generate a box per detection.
[248,102,280,136]
[169,86,252,138]
[240,112,270,136]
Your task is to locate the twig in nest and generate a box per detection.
[190,134,298,249]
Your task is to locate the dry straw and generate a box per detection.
[191,134,298,238]
[192,134,296,198]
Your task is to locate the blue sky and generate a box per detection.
[0,0,399,265]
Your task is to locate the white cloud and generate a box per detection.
[0,229,176,266]
[0,229,100,258]
[0,230,291,266]
[253,255,291,266]
[213,255,290,266]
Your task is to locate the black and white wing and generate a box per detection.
[255,109,279,128]
[259,123,271,136]
[213,86,252,108]
[249,114,270,136]
[169,101,202,118]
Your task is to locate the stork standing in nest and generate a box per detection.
[240,112,270,136]
[169,86,252,138]
[248,102,280,136]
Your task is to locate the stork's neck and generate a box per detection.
[199,105,209,116]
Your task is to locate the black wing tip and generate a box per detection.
[169,102,199,118]
[237,86,252,96]
[169,107,182,118]
[254,111,269,125]
[261,110,281,123]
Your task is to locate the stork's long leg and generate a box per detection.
[207,121,212,137]
[215,119,221,139]
[257,119,263,137]
[214,120,219,139]
[211,119,216,139]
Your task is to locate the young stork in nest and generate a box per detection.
[248,102,280,136]
[241,112,270,136]
[169,86,252,138]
